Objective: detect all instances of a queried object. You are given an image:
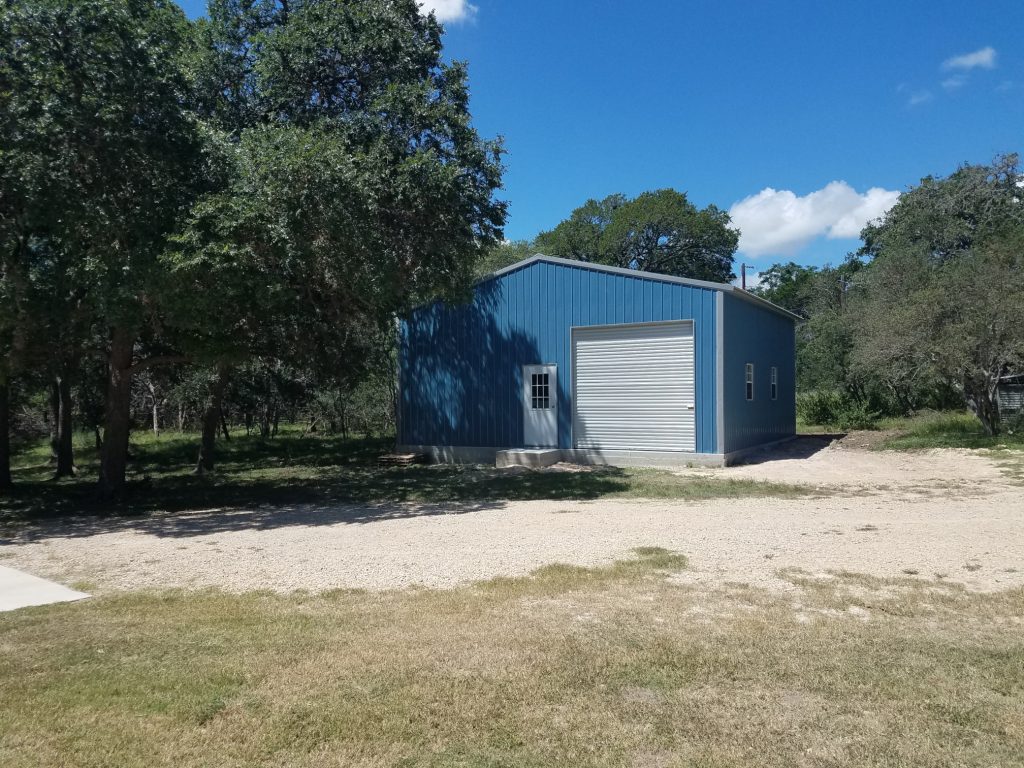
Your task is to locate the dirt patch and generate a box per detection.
[671,436,1014,497]
[2,445,1021,595]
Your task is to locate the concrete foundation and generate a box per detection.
[495,448,563,468]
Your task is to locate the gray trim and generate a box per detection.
[489,254,727,292]
[476,255,802,322]
[727,285,803,321]
[560,448,726,468]
[715,291,726,454]
[404,439,799,469]
[403,444,728,468]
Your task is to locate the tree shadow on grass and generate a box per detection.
[0,462,634,543]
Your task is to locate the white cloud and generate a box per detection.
[729,182,901,257]
[942,46,996,71]
[907,89,933,106]
[942,74,967,91]
[419,0,477,22]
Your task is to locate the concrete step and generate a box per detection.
[495,448,563,469]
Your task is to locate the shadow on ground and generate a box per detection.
[0,460,635,543]
[730,434,844,466]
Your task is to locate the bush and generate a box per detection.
[797,390,846,426]
[797,390,880,430]
[835,401,880,431]
[1002,410,1024,436]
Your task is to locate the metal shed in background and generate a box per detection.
[998,374,1024,418]
[398,255,798,467]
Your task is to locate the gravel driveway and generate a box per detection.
[3,441,1022,594]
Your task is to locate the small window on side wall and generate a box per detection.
[745,363,754,401]
[771,366,778,401]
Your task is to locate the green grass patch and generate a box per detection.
[0,427,812,527]
[1,556,1022,767]
[877,411,1024,451]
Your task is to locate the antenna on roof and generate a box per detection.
[741,263,748,290]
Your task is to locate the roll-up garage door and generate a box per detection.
[572,321,696,452]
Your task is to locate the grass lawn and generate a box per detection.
[1,549,1022,767]
[876,411,1024,451]
[0,427,810,527]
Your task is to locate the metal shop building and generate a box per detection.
[398,255,798,467]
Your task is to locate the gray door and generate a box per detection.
[572,321,696,451]
[523,364,558,447]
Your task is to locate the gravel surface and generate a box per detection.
[3,443,1022,594]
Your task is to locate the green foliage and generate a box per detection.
[535,189,738,282]
[476,240,535,277]
[751,262,818,318]
[796,390,848,427]
[1,0,208,328]
[796,390,879,431]
[853,155,1024,435]
[878,412,1024,451]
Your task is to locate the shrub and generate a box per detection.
[835,401,880,431]
[797,390,879,430]
[797,390,846,426]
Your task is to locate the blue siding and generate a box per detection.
[721,293,797,452]
[400,260,720,453]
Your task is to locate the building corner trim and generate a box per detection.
[715,291,726,454]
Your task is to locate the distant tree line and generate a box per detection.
[478,189,740,282]
[752,155,1024,435]
[481,160,1024,436]
[0,0,505,495]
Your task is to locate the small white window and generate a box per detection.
[745,364,754,401]
[770,367,778,401]
[531,372,551,410]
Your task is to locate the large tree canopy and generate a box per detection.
[535,189,738,282]
[1,0,505,491]
[167,0,506,471]
[852,155,1024,434]
[1,0,208,492]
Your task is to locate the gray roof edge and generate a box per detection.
[483,254,801,322]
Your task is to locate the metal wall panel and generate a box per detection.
[399,259,720,453]
[572,322,696,451]
[720,293,797,452]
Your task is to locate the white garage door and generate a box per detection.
[572,321,696,452]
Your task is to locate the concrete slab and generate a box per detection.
[0,565,89,612]
[495,448,563,468]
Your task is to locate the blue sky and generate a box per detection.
[177,0,1024,271]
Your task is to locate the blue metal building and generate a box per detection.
[398,255,797,466]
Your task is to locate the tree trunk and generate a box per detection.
[48,380,60,463]
[147,381,160,436]
[195,365,231,474]
[965,377,1001,436]
[0,380,12,491]
[98,327,136,498]
[54,372,75,478]
[220,411,231,441]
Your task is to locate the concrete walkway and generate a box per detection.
[0,565,89,612]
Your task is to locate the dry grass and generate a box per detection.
[1,550,1022,767]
